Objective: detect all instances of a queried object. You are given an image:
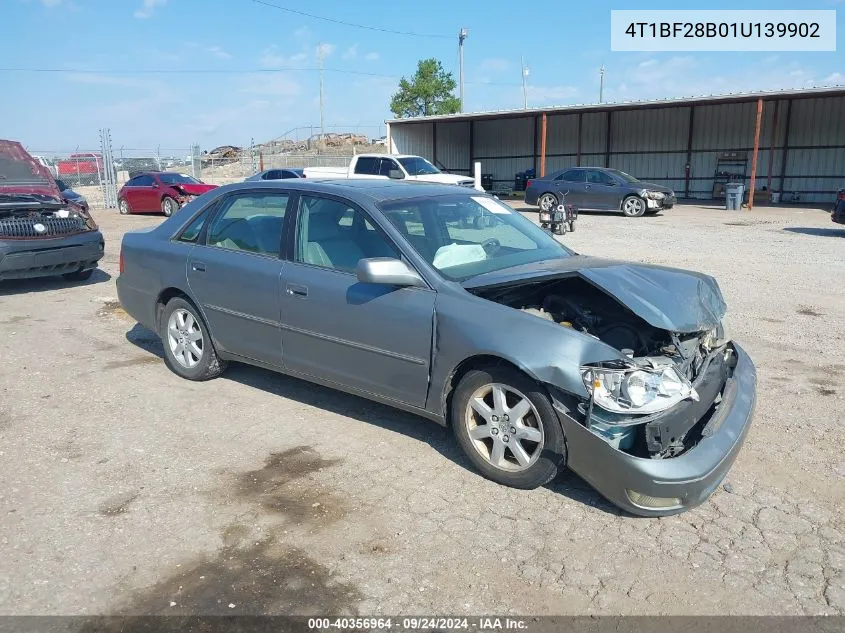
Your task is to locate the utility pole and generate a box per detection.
[599,65,605,103]
[318,42,325,148]
[521,56,529,109]
[458,28,468,112]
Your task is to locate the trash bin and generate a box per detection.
[481,173,494,191]
[514,173,527,191]
[725,182,744,210]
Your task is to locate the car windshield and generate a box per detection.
[377,194,572,282]
[397,157,440,176]
[609,169,640,183]
[158,173,199,185]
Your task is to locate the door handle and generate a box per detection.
[286,283,308,297]
[585,185,592,190]
[192,261,206,272]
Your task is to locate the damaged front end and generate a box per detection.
[0,197,98,239]
[472,270,735,461]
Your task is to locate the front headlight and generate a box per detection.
[581,364,698,415]
[645,190,666,200]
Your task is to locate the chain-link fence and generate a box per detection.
[24,124,390,208]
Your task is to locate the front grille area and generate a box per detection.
[0,215,88,239]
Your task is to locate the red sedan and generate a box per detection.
[117,172,218,216]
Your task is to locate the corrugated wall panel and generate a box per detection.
[545,114,578,157]
[613,107,689,152]
[435,121,470,173]
[788,97,845,146]
[609,152,686,192]
[390,122,433,158]
[474,117,534,158]
[580,112,607,154]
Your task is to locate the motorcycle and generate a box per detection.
[538,190,578,235]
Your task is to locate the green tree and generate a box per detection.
[389,58,461,118]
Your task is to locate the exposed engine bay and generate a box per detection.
[0,197,96,238]
[474,276,733,460]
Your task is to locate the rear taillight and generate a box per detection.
[839,190,845,200]
[526,179,534,188]
[119,247,124,275]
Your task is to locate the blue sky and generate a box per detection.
[2,0,843,153]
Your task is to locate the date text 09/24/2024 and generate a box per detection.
[307,617,528,630]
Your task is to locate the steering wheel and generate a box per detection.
[481,237,501,255]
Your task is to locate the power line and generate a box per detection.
[0,66,522,86]
[246,0,452,39]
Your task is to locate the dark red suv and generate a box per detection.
[117,172,217,216]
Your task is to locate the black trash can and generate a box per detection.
[725,182,744,211]
[481,173,494,191]
[514,173,527,192]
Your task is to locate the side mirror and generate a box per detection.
[152,183,159,188]
[387,169,405,180]
[356,257,426,287]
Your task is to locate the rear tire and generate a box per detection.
[118,199,131,215]
[160,297,227,381]
[537,193,558,212]
[451,366,566,489]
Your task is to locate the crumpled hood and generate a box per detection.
[0,139,62,199]
[464,255,726,333]
[170,183,217,195]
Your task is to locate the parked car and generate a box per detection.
[116,180,755,517]
[245,168,304,182]
[0,140,104,282]
[55,178,89,212]
[525,167,677,217]
[304,154,477,188]
[832,188,845,225]
[117,172,218,217]
[56,152,104,186]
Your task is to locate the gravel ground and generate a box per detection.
[0,201,843,616]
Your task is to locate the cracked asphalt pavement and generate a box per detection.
[0,203,843,616]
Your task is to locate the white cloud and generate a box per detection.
[364,52,380,62]
[823,72,845,84]
[316,43,336,59]
[259,45,307,68]
[481,58,511,72]
[134,0,167,19]
[342,44,358,60]
[526,84,579,104]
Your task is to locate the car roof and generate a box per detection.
[214,178,479,203]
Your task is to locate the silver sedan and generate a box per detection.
[116,180,755,516]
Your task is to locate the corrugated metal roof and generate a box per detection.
[386,85,845,125]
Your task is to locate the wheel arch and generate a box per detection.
[155,287,202,331]
[440,353,550,424]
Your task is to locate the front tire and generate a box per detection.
[161,197,178,217]
[160,297,227,381]
[118,199,131,215]
[537,193,558,212]
[451,366,566,489]
[622,195,646,217]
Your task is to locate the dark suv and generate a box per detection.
[0,140,104,282]
[525,167,676,217]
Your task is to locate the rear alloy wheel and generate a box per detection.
[538,193,558,212]
[622,195,646,217]
[161,197,178,217]
[118,199,131,215]
[160,297,227,381]
[452,366,566,489]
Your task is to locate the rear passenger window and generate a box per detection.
[560,170,585,182]
[353,157,379,175]
[177,210,210,243]
[207,193,289,256]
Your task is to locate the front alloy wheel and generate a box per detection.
[452,366,566,489]
[162,197,177,217]
[622,196,646,217]
[118,199,130,215]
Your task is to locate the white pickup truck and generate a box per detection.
[303,154,477,188]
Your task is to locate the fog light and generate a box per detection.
[626,489,682,509]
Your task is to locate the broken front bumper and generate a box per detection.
[553,343,756,517]
[0,230,105,281]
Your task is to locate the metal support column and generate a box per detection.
[576,113,583,167]
[468,121,475,175]
[540,113,547,177]
[684,107,695,198]
[766,100,779,192]
[532,116,538,173]
[748,98,764,210]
